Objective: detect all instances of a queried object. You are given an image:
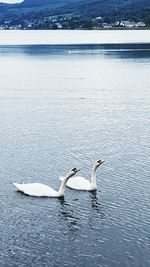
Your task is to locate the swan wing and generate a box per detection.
[13,183,57,197]
[66,176,91,191]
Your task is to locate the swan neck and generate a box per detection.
[57,173,70,197]
[91,166,97,186]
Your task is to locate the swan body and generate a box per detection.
[13,168,80,197]
[64,177,94,191]
[60,160,104,191]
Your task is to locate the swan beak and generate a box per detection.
[75,168,80,173]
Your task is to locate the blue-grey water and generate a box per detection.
[0,44,150,267]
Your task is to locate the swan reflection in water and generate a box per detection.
[88,191,105,228]
[58,191,104,234]
[90,191,101,211]
[58,198,81,233]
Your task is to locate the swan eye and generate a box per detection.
[71,168,76,172]
[71,168,80,173]
[97,160,105,164]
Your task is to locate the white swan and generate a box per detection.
[13,168,80,197]
[60,160,104,191]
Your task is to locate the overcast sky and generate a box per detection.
[1,0,23,3]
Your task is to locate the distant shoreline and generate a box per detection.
[0,28,150,31]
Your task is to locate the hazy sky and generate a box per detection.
[1,0,23,3]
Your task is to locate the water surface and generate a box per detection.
[0,43,150,267]
[0,30,150,45]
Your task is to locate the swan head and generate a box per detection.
[68,168,80,178]
[94,160,105,169]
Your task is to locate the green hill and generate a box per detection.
[0,0,150,25]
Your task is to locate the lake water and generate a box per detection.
[0,30,150,45]
[0,32,150,267]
